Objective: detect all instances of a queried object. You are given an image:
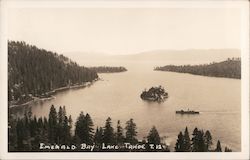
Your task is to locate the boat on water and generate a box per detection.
[176,109,199,114]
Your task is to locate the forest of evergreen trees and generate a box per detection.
[89,66,127,73]
[155,58,241,79]
[8,105,232,152]
[8,41,98,106]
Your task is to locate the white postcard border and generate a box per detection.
[0,0,249,159]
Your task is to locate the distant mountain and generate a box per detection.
[65,49,240,66]
[63,51,114,66]
[155,58,241,79]
[117,49,240,64]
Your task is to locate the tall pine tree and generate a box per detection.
[175,131,184,152]
[204,130,212,151]
[183,127,191,152]
[84,113,94,144]
[94,127,104,144]
[48,105,58,143]
[125,118,138,144]
[103,117,114,144]
[75,111,85,143]
[115,120,124,144]
[191,127,199,152]
[57,106,64,144]
[147,126,161,145]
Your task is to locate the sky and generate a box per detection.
[7,8,241,55]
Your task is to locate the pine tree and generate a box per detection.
[73,135,81,146]
[58,106,64,125]
[74,112,94,144]
[204,130,212,151]
[191,127,199,151]
[42,117,49,144]
[62,115,71,144]
[62,106,66,118]
[75,111,85,143]
[30,116,38,149]
[115,120,124,144]
[48,105,58,143]
[103,117,114,144]
[215,140,222,152]
[147,126,161,145]
[125,118,138,144]
[183,127,191,151]
[94,127,104,144]
[197,130,206,152]
[33,117,47,149]
[175,131,184,152]
[192,128,206,152]
[84,113,94,144]
[57,106,64,143]
[68,115,73,136]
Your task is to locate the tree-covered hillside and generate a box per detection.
[8,41,98,104]
[155,58,241,79]
[89,66,127,73]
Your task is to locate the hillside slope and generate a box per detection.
[155,58,241,79]
[8,41,98,104]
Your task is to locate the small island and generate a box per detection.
[140,86,168,102]
[89,66,127,73]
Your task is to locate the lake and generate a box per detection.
[11,61,241,151]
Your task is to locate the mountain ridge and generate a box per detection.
[64,49,240,65]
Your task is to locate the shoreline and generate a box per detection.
[154,70,241,80]
[9,78,98,109]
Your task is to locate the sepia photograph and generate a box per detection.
[0,0,249,159]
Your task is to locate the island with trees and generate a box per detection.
[8,105,232,152]
[8,41,98,107]
[89,66,127,73]
[154,58,241,79]
[140,86,168,102]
